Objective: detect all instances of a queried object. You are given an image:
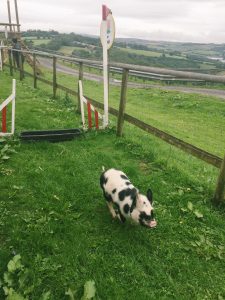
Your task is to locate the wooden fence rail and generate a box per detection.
[84,95,223,168]
[2,47,225,204]
[5,47,225,83]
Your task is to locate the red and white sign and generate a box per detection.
[100,5,115,50]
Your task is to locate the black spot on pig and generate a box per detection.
[130,197,137,213]
[103,191,112,202]
[125,181,131,186]
[121,175,128,180]
[139,212,149,226]
[114,202,120,214]
[118,190,126,201]
[112,188,117,194]
[100,173,108,189]
[118,188,137,201]
[139,211,151,221]
[114,203,126,223]
[123,204,130,214]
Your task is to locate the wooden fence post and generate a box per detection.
[77,62,83,113]
[19,51,24,81]
[1,48,4,69]
[33,53,37,89]
[53,56,57,98]
[8,49,13,76]
[213,153,225,205]
[117,68,129,136]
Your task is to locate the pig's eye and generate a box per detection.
[143,201,146,204]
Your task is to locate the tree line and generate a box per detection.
[22,30,225,71]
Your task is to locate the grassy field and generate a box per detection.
[59,46,87,56]
[83,81,225,157]
[27,63,225,158]
[118,47,185,60]
[118,47,162,58]
[32,39,51,46]
[0,71,225,300]
[22,38,51,46]
[118,47,216,71]
[20,61,225,160]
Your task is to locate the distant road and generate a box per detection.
[39,57,225,101]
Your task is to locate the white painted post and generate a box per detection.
[79,80,86,129]
[103,28,109,128]
[0,79,16,137]
[11,79,16,134]
[100,5,115,129]
[0,48,2,71]
[5,26,8,40]
[0,41,3,71]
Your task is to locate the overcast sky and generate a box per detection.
[1,0,225,44]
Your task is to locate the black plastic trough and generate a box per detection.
[20,128,83,142]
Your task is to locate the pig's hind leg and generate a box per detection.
[103,191,117,219]
[107,201,117,218]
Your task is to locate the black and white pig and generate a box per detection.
[100,168,157,228]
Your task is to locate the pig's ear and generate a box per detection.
[146,189,153,204]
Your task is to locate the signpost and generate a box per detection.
[5,26,8,40]
[0,41,3,71]
[100,4,115,128]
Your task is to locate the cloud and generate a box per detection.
[0,0,225,43]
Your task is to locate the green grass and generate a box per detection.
[118,47,185,60]
[118,47,162,58]
[22,36,38,40]
[24,62,225,158]
[33,39,51,46]
[192,50,220,57]
[83,80,225,158]
[199,62,217,70]
[1,71,225,300]
[25,38,52,46]
[59,46,87,56]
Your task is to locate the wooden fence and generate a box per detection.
[2,47,225,204]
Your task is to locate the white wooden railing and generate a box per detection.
[0,79,16,136]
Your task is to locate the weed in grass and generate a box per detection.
[0,144,17,162]
[1,254,35,299]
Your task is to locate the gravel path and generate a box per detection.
[39,57,225,101]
